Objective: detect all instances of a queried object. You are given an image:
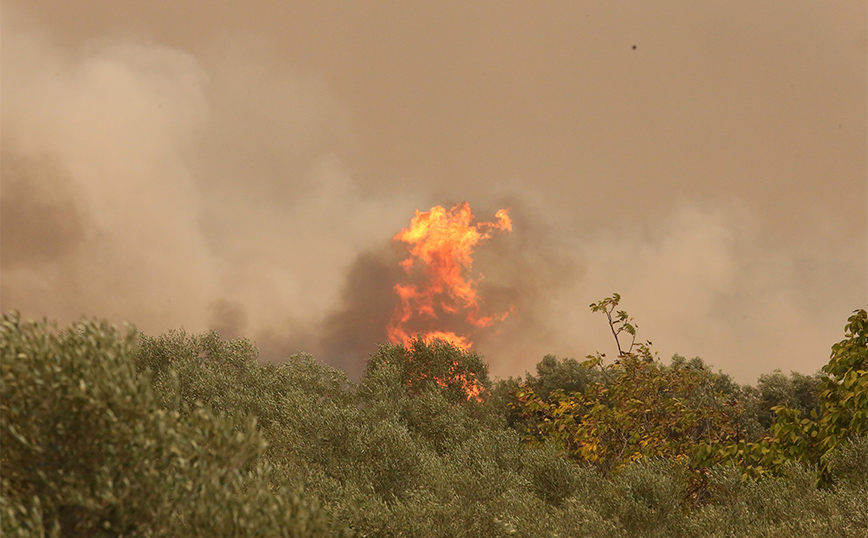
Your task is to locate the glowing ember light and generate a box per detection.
[387,202,513,350]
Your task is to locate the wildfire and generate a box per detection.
[387,202,513,350]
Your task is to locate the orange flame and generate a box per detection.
[387,202,513,350]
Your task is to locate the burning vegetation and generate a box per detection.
[385,202,514,400]
[387,202,514,350]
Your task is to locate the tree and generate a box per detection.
[698,308,868,483]
[363,337,491,404]
[739,369,823,431]
[818,308,868,456]
[524,354,604,400]
[512,295,743,481]
[0,314,344,537]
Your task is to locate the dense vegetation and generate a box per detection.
[2,297,866,537]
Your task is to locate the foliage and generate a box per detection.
[687,461,867,537]
[748,370,823,430]
[363,337,491,404]
[525,354,605,400]
[511,295,743,480]
[818,309,868,457]
[0,313,346,537]
[825,433,868,492]
[731,369,824,441]
[2,302,867,537]
[703,309,868,482]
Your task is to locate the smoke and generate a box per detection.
[506,199,864,383]
[0,152,88,270]
[2,4,864,384]
[0,6,422,373]
[316,249,404,379]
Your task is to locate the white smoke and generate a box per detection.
[1,8,422,361]
[2,5,863,384]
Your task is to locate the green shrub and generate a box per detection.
[687,462,867,537]
[604,460,689,537]
[4,306,865,537]
[827,434,868,490]
[364,338,491,404]
[0,314,345,537]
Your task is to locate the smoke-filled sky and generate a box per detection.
[2,1,866,383]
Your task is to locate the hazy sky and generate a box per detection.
[2,1,866,383]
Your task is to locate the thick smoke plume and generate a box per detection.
[0,8,419,377]
[2,3,864,383]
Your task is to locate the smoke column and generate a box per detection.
[2,2,863,383]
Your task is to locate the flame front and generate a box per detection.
[387,202,513,350]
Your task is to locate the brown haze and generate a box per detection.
[2,1,866,383]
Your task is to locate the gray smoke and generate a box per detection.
[2,2,864,383]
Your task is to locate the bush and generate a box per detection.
[687,462,867,537]
[4,306,866,537]
[0,314,345,537]
[364,338,491,404]
[827,434,868,491]
[525,354,603,400]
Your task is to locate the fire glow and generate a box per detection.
[387,202,514,350]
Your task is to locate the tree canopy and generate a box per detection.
[2,300,866,537]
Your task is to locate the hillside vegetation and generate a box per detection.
[2,297,866,537]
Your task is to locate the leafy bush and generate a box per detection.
[742,369,824,430]
[511,295,743,478]
[364,337,492,403]
[687,462,866,537]
[826,434,868,490]
[0,314,345,537]
[3,302,866,537]
[704,309,868,482]
[524,354,604,400]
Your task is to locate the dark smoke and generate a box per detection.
[208,299,249,341]
[307,202,587,380]
[0,149,87,271]
[315,249,404,379]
